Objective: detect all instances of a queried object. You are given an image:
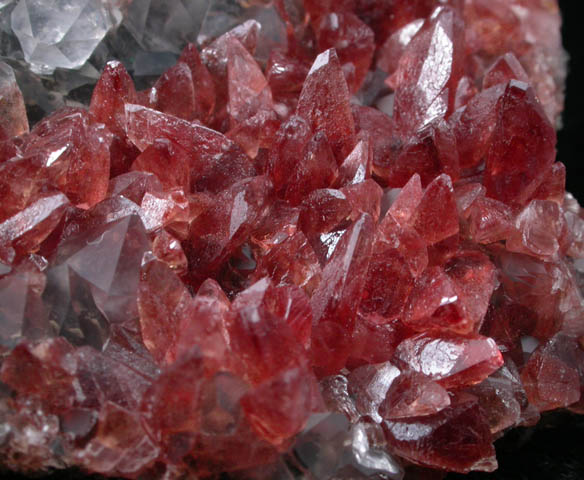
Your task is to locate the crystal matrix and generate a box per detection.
[0,1,580,479]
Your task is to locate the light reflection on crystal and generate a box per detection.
[10,0,124,74]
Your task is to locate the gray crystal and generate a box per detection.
[293,414,404,480]
[198,0,286,63]
[132,50,178,77]
[0,269,50,348]
[0,60,28,135]
[294,413,351,479]
[10,0,123,74]
[53,61,100,94]
[1,0,287,119]
[3,58,66,117]
[0,273,28,346]
[0,1,20,60]
[43,215,150,349]
[343,423,404,480]
[354,69,392,108]
[0,262,10,275]
[44,264,111,350]
[197,0,246,46]
[320,375,361,423]
[124,0,209,53]
[348,362,401,423]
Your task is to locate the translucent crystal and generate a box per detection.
[293,414,404,480]
[11,0,123,74]
[0,60,28,136]
[124,0,208,53]
[44,214,150,349]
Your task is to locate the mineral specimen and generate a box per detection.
[10,0,127,74]
[0,1,581,479]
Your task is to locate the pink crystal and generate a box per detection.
[484,81,557,205]
[392,7,464,134]
[383,397,497,473]
[379,370,451,419]
[311,213,374,375]
[178,43,216,123]
[412,174,459,245]
[296,49,356,161]
[315,12,375,93]
[393,333,504,389]
[152,63,198,121]
[124,104,256,194]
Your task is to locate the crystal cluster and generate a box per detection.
[0,1,581,479]
[9,0,128,74]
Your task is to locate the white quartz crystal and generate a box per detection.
[10,0,123,74]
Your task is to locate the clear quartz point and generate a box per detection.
[10,0,124,74]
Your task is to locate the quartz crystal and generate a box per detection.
[0,1,581,479]
[10,0,125,74]
[124,0,208,53]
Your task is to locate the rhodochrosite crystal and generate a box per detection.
[0,1,581,479]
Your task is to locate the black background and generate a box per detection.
[558,0,584,203]
[2,1,584,479]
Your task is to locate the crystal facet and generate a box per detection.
[11,0,124,74]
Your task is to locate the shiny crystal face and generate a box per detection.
[10,0,123,74]
[0,1,582,479]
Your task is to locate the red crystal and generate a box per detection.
[178,43,216,123]
[186,175,272,286]
[138,258,190,365]
[352,104,400,183]
[228,279,308,385]
[521,333,584,412]
[484,81,557,205]
[79,401,159,476]
[482,52,529,90]
[269,117,338,205]
[23,108,112,209]
[388,119,460,188]
[151,62,198,121]
[379,370,451,420]
[89,61,139,177]
[124,104,256,194]
[90,61,137,136]
[315,12,375,94]
[392,6,464,135]
[311,213,374,376]
[393,333,504,389]
[296,49,356,161]
[0,1,580,478]
[1,338,77,413]
[383,397,497,473]
[412,174,459,245]
[131,138,191,193]
[240,365,322,447]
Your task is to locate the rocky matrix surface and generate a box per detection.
[0,1,582,479]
